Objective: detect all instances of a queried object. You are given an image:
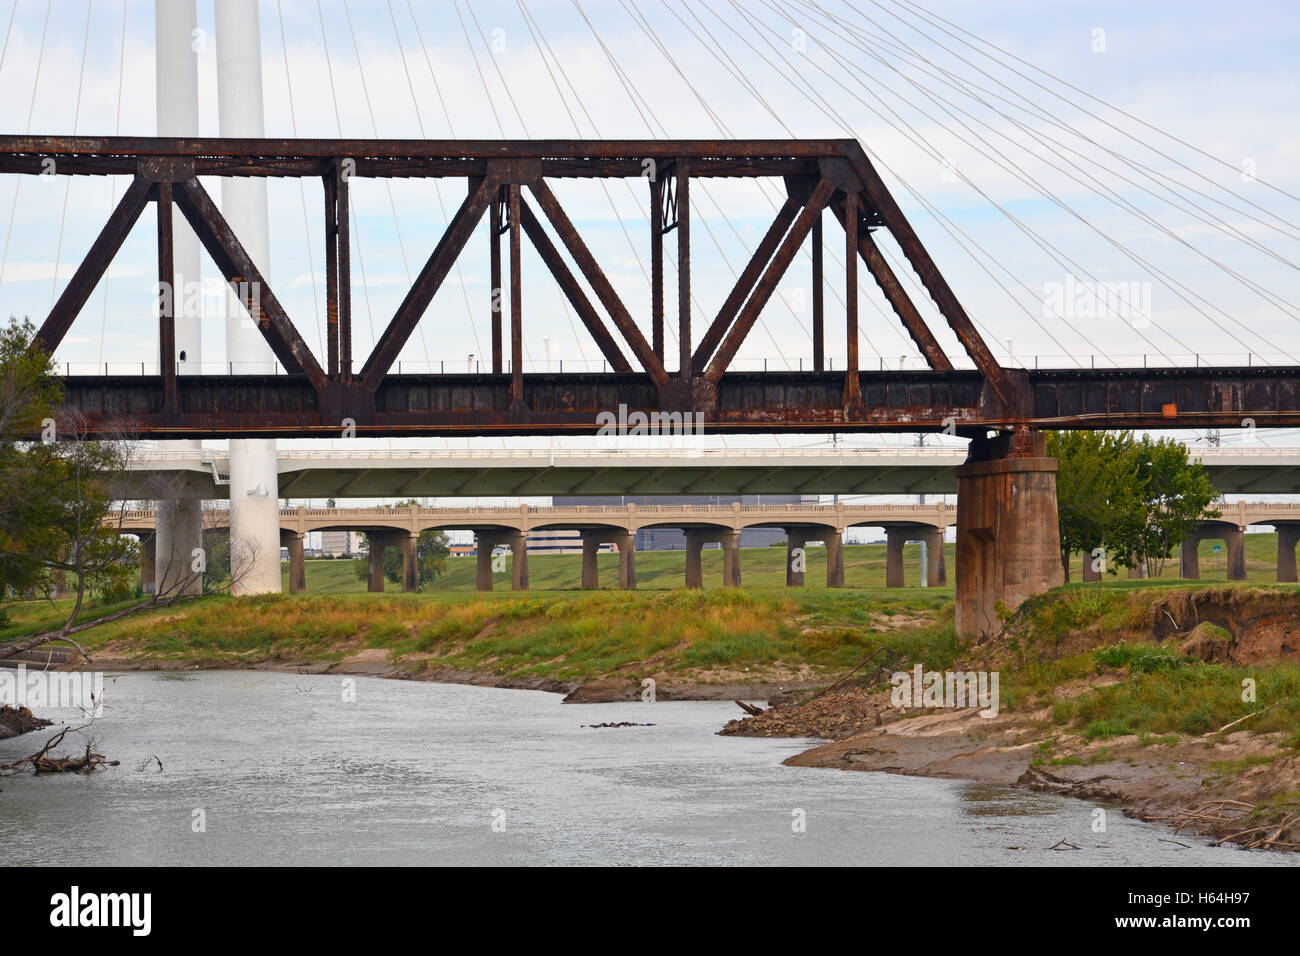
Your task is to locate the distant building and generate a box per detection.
[552,494,811,551]
[319,530,358,556]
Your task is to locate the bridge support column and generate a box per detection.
[955,439,1062,640]
[1278,525,1300,583]
[684,532,705,589]
[826,531,844,587]
[1128,562,1148,579]
[925,529,946,587]
[617,532,636,590]
[156,498,203,597]
[509,533,529,591]
[475,533,496,592]
[280,531,306,594]
[722,531,741,588]
[786,532,808,587]
[885,529,907,587]
[1226,528,1247,580]
[1180,534,1201,579]
[1081,550,1102,582]
[581,532,601,589]
[402,533,419,592]
[367,533,389,592]
[140,534,156,594]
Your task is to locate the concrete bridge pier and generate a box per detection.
[1278,525,1300,583]
[1180,527,1247,580]
[402,533,419,592]
[1081,551,1103,582]
[826,531,845,587]
[474,531,528,591]
[684,530,741,589]
[367,533,389,592]
[785,532,808,587]
[884,526,946,587]
[155,499,203,597]
[280,530,306,594]
[618,533,637,590]
[140,534,156,594]
[955,432,1062,640]
[579,530,637,589]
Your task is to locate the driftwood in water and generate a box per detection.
[0,724,119,775]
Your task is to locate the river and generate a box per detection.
[0,670,1282,866]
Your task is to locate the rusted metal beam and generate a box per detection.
[650,177,664,362]
[337,165,353,379]
[48,366,1300,438]
[156,181,177,416]
[677,159,691,378]
[323,167,340,378]
[830,197,952,373]
[508,183,525,411]
[841,142,1013,406]
[33,175,152,355]
[529,179,669,388]
[360,174,496,391]
[173,176,328,392]
[518,199,632,373]
[812,212,824,372]
[844,191,862,408]
[704,179,836,384]
[692,196,799,372]
[490,187,503,375]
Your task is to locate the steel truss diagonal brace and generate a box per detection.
[33,175,153,356]
[693,196,801,373]
[704,179,836,384]
[360,175,498,391]
[842,142,1013,406]
[518,198,632,373]
[173,176,327,391]
[830,196,953,372]
[528,179,669,388]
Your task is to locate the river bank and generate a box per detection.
[4,581,1298,852]
[721,584,1300,852]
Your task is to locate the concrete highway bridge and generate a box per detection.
[124,444,1300,498]
[115,499,1300,595]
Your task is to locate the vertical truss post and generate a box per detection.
[323,167,340,378]
[812,212,824,372]
[490,187,504,374]
[844,190,861,407]
[650,176,664,363]
[337,164,353,380]
[508,183,524,410]
[676,158,690,379]
[156,181,178,416]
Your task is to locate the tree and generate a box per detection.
[0,319,163,654]
[1115,435,1220,579]
[1048,429,1219,581]
[353,502,450,590]
[1046,430,1140,581]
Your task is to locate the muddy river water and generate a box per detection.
[0,670,1283,866]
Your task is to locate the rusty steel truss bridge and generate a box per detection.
[7,135,1298,440]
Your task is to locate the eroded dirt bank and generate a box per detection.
[720,586,1300,852]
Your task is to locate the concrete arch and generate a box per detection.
[1181,521,1247,580]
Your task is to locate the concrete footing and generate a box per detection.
[955,452,1062,640]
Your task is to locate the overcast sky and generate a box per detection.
[0,0,1296,384]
